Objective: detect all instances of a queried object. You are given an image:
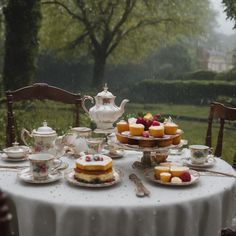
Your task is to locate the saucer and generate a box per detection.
[102,149,124,159]
[18,168,62,184]
[64,169,121,188]
[182,156,216,168]
[0,153,28,162]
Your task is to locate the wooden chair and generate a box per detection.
[6,83,82,147]
[205,102,236,157]
[0,189,12,236]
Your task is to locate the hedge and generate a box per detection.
[118,80,236,104]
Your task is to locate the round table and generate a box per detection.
[0,149,236,236]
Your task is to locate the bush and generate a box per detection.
[119,80,236,105]
[183,70,217,81]
[215,70,236,81]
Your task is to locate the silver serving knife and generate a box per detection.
[129,173,150,197]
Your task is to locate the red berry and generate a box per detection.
[152,120,160,126]
[180,171,191,182]
[142,131,149,138]
[145,120,153,130]
[85,156,91,162]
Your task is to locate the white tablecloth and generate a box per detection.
[0,150,236,236]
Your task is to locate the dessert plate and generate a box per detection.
[64,169,121,188]
[0,153,28,162]
[18,168,62,184]
[182,156,216,168]
[144,169,200,186]
[102,149,124,159]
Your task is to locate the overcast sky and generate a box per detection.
[210,0,235,35]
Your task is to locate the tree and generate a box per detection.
[40,0,212,88]
[223,0,236,28]
[3,0,41,91]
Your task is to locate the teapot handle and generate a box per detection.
[82,95,94,115]
[21,128,32,147]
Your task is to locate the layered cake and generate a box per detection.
[74,154,114,183]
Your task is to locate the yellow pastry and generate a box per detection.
[154,166,170,179]
[164,123,178,135]
[160,172,171,182]
[149,125,164,138]
[129,124,144,136]
[116,120,129,133]
[172,135,181,145]
[170,166,189,177]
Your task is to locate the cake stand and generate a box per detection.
[115,141,184,169]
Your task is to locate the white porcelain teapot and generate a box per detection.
[82,84,129,130]
[21,121,59,155]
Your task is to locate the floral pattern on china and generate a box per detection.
[21,121,61,155]
[82,84,129,130]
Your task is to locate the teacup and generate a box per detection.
[189,145,213,164]
[86,138,105,154]
[29,153,54,180]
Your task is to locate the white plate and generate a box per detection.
[169,149,183,155]
[18,168,62,184]
[64,169,121,188]
[102,149,124,159]
[182,156,216,168]
[145,169,200,186]
[1,153,28,162]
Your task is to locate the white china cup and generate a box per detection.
[189,145,213,164]
[29,153,54,180]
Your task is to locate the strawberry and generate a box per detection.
[142,131,149,138]
[136,117,145,125]
[152,120,160,126]
[145,119,153,130]
[180,171,191,182]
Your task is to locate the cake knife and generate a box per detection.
[129,173,150,197]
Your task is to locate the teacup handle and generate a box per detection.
[21,128,32,147]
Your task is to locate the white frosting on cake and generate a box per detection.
[76,154,112,167]
[149,125,164,130]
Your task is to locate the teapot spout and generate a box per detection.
[119,99,129,115]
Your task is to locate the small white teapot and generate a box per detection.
[82,84,129,130]
[21,121,59,155]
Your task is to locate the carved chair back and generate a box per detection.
[205,102,236,158]
[6,83,82,147]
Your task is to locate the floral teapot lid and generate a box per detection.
[96,83,115,99]
[32,121,56,136]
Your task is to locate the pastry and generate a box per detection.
[116,120,129,133]
[154,166,170,179]
[129,124,145,136]
[74,154,114,183]
[160,172,172,182]
[149,125,164,138]
[116,133,129,144]
[164,123,178,135]
[170,166,189,177]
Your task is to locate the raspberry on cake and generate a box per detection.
[74,154,114,183]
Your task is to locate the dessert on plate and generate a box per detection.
[154,165,191,183]
[74,154,114,184]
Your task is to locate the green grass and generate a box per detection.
[0,102,235,164]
